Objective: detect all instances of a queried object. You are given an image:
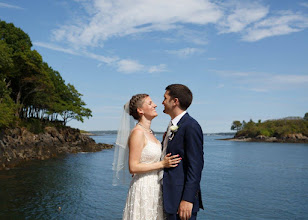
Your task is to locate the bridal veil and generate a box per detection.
[112,102,135,186]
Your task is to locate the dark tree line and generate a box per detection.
[231,114,308,138]
[0,20,92,129]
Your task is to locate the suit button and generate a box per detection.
[195,190,199,198]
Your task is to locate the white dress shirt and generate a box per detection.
[171,111,187,127]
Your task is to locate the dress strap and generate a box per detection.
[143,131,151,141]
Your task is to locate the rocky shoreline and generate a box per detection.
[0,127,113,170]
[220,133,308,143]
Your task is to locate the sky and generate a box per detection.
[1,0,308,133]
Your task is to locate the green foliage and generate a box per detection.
[231,120,242,131]
[0,20,92,131]
[0,20,32,52]
[0,94,17,128]
[23,118,44,134]
[58,83,92,125]
[259,129,271,137]
[304,112,308,121]
[20,118,66,134]
[234,118,308,138]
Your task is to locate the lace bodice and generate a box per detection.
[139,138,162,164]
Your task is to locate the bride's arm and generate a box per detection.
[128,128,181,174]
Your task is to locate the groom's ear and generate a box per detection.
[173,98,180,106]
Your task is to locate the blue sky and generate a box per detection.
[1,0,308,133]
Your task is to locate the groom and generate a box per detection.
[162,84,204,220]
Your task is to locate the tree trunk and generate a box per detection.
[15,90,22,117]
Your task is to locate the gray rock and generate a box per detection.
[0,126,113,170]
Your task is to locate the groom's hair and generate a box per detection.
[166,84,192,110]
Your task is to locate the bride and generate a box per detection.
[113,94,181,220]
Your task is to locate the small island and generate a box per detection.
[0,20,112,170]
[222,114,308,143]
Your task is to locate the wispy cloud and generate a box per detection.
[33,42,79,56]
[116,59,167,74]
[51,0,222,47]
[34,41,118,64]
[176,29,208,45]
[116,59,144,73]
[299,2,308,8]
[271,74,308,84]
[242,11,308,42]
[148,64,167,73]
[166,47,205,58]
[214,70,308,92]
[216,1,308,42]
[34,41,166,73]
[82,51,118,64]
[51,0,308,47]
[0,2,23,9]
[217,2,269,34]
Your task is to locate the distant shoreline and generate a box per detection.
[85,130,236,136]
[219,136,308,144]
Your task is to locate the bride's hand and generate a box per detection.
[162,153,182,168]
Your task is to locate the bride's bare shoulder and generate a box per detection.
[129,127,144,139]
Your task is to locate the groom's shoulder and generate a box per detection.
[185,113,198,123]
[184,114,202,130]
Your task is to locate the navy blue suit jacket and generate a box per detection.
[163,113,204,214]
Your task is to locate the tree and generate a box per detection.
[0,36,16,128]
[0,20,32,53]
[0,40,13,103]
[304,113,308,121]
[231,120,242,131]
[0,20,92,129]
[59,84,92,125]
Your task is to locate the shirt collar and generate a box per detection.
[171,111,187,126]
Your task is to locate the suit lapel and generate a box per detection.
[177,112,189,128]
[167,113,189,149]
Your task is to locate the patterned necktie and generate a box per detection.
[161,121,172,160]
[159,121,172,183]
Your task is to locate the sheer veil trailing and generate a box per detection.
[112,102,135,186]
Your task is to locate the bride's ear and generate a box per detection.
[137,108,144,116]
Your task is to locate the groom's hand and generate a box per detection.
[178,200,193,220]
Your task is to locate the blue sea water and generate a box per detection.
[0,134,308,219]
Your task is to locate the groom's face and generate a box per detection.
[162,91,174,115]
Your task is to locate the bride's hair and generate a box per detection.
[129,94,149,120]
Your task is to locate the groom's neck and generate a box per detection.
[170,108,185,120]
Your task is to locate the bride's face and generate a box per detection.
[140,96,158,119]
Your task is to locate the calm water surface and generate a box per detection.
[1,134,308,219]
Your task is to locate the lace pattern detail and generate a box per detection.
[122,135,165,220]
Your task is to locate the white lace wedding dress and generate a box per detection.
[122,133,165,220]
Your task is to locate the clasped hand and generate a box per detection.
[162,153,181,168]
